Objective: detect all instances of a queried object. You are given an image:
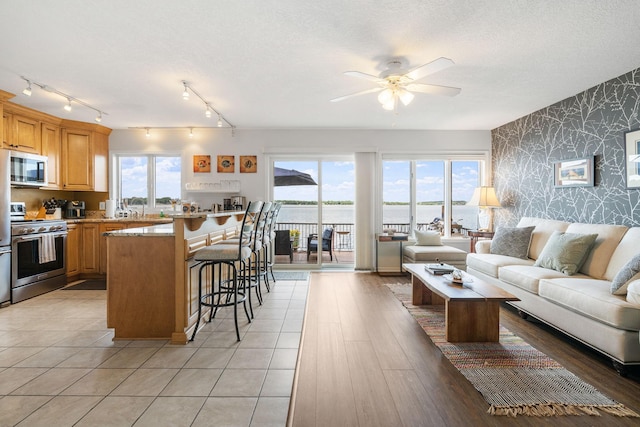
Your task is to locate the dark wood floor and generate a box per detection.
[289,272,640,426]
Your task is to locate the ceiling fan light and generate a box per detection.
[377,88,394,105]
[382,98,396,111]
[398,89,414,106]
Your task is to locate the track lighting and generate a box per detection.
[145,128,151,138]
[189,128,194,138]
[180,80,234,129]
[22,80,32,96]
[19,76,108,122]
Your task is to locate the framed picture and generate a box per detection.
[553,157,594,187]
[217,155,235,173]
[624,128,640,189]
[193,155,211,173]
[240,155,257,173]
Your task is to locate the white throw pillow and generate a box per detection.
[626,280,640,305]
[414,229,442,246]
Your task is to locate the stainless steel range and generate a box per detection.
[11,219,67,303]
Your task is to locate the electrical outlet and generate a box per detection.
[99,201,106,210]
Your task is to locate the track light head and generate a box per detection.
[182,81,189,100]
[22,81,32,96]
[145,128,151,138]
[64,98,72,112]
[95,112,102,123]
[205,106,212,118]
[189,128,194,138]
[217,116,223,127]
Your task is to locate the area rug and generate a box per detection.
[63,280,106,290]
[384,282,639,418]
[272,271,309,281]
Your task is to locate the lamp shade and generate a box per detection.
[467,186,501,208]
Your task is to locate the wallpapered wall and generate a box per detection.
[492,67,640,227]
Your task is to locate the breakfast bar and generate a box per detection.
[105,211,244,344]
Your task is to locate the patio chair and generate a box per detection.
[275,229,293,262]
[307,227,334,261]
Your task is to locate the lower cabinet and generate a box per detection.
[81,223,100,274]
[99,223,126,274]
[66,224,80,277]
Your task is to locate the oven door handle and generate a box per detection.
[13,232,68,243]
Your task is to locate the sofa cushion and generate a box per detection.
[538,278,640,331]
[404,244,466,263]
[605,227,640,282]
[516,217,570,260]
[565,222,628,279]
[490,226,535,259]
[533,231,597,275]
[466,253,533,278]
[627,281,640,305]
[611,253,640,295]
[498,264,578,294]
[414,229,442,246]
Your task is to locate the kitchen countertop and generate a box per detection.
[66,217,173,224]
[105,223,175,236]
[103,211,245,237]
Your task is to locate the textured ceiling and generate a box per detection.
[1,0,639,131]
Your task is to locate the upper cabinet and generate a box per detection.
[61,120,110,192]
[3,110,41,154]
[41,121,61,189]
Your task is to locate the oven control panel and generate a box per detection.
[11,220,68,236]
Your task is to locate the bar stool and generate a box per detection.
[224,202,270,317]
[262,202,280,289]
[190,201,263,342]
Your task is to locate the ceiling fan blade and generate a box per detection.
[405,57,455,82]
[405,83,461,97]
[343,71,384,83]
[330,87,383,103]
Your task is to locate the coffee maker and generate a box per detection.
[231,196,246,211]
[64,201,85,219]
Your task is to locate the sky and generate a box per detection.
[273,160,480,203]
[121,156,181,201]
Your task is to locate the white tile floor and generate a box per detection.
[0,276,308,427]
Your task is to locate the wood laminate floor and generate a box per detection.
[289,272,640,427]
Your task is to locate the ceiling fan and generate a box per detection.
[330,57,461,111]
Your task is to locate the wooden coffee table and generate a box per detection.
[403,263,519,342]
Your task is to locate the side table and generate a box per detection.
[376,233,409,275]
[468,230,495,253]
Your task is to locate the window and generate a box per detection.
[382,158,482,236]
[115,154,181,210]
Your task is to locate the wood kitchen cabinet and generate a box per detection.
[66,224,80,278]
[80,223,100,274]
[61,120,110,191]
[3,112,41,154]
[41,121,62,189]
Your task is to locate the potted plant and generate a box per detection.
[290,229,300,249]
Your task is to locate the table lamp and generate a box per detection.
[467,186,501,231]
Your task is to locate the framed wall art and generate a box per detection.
[217,155,235,173]
[193,155,211,173]
[240,155,257,173]
[624,128,640,189]
[553,157,594,187]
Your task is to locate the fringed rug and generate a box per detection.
[385,282,639,418]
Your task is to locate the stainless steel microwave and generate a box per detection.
[9,151,47,187]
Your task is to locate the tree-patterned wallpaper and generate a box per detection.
[492,67,640,228]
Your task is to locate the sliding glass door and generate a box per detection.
[272,158,354,268]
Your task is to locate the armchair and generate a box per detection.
[307,228,334,261]
[274,230,293,262]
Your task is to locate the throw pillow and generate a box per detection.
[490,226,535,259]
[414,229,442,246]
[626,280,640,305]
[611,253,640,295]
[533,231,598,275]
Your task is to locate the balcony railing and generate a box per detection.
[275,222,469,252]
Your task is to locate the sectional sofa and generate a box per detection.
[466,217,640,375]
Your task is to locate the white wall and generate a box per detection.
[110,128,491,207]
